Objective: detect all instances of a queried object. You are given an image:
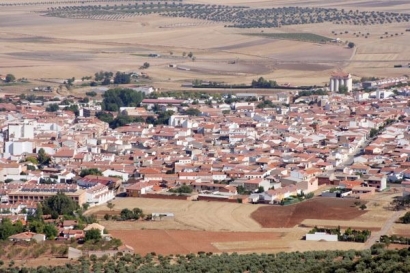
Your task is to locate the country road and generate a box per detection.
[364,210,403,248]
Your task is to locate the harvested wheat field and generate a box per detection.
[88,197,264,232]
[109,230,283,255]
[251,198,367,228]
[1,0,410,91]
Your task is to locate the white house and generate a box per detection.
[85,183,115,207]
[102,169,129,182]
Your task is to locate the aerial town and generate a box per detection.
[0,72,410,257]
[3,0,410,271]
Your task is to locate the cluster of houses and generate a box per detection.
[0,88,409,210]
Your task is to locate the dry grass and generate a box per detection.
[89,197,263,232]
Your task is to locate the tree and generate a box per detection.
[37,148,50,165]
[5,74,15,83]
[370,128,378,138]
[360,204,367,210]
[187,52,193,58]
[256,186,265,193]
[46,103,59,112]
[185,108,201,116]
[141,62,150,69]
[109,115,134,129]
[85,228,102,241]
[251,77,277,88]
[132,208,144,220]
[0,218,16,240]
[348,42,355,48]
[44,224,58,239]
[80,168,103,177]
[102,88,144,112]
[113,72,131,84]
[96,111,114,123]
[42,192,79,216]
[400,212,410,223]
[338,85,349,94]
[120,208,134,220]
[63,104,79,116]
[169,185,193,194]
[107,202,115,211]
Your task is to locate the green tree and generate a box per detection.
[141,62,150,69]
[106,202,115,211]
[63,104,79,116]
[42,192,79,216]
[46,103,59,112]
[113,72,131,84]
[120,208,134,220]
[44,224,58,239]
[251,77,277,88]
[5,74,16,83]
[25,156,38,165]
[400,212,410,223]
[0,218,15,240]
[338,85,349,94]
[348,42,355,48]
[185,108,201,116]
[96,111,114,123]
[256,186,265,193]
[102,88,144,112]
[29,220,45,234]
[109,115,138,129]
[37,148,50,165]
[80,168,103,177]
[85,228,102,241]
[370,128,378,138]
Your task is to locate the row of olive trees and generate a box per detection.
[2,247,410,273]
[44,4,410,28]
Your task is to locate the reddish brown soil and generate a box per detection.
[251,198,367,228]
[110,230,282,255]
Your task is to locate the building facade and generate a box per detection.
[329,72,353,92]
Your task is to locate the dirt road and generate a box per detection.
[364,210,402,248]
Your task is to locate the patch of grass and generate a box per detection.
[245,33,333,43]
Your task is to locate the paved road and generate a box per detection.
[364,210,403,248]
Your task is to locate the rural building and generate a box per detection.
[329,72,352,92]
[305,232,338,242]
[9,232,45,242]
[151,212,174,221]
[362,174,387,191]
[84,223,105,236]
[7,184,86,206]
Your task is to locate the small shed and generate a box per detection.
[306,232,338,242]
[151,212,174,221]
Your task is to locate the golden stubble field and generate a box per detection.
[86,192,403,255]
[1,0,410,91]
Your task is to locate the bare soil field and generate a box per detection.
[251,198,367,228]
[109,230,283,255]
[87,195,405,254]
